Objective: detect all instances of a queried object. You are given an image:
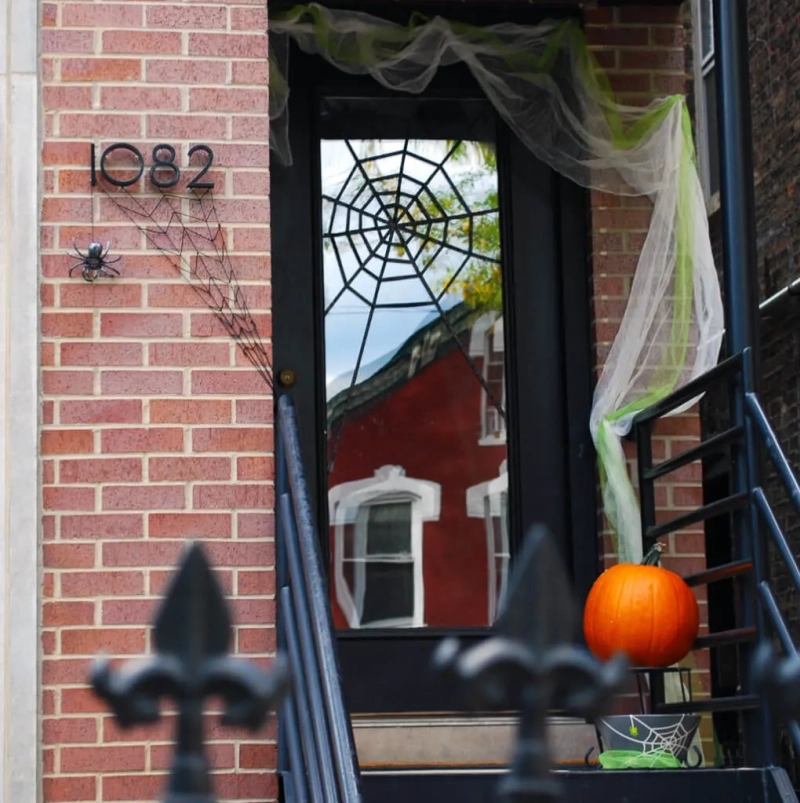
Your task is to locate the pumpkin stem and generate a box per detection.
[641,542,665,566]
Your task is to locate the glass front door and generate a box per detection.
[321,130,509,631]
[272,52,595,713]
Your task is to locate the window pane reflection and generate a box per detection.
[323,137,509,629]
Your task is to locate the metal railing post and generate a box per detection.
[714,0,771,764]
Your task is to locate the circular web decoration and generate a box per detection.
[322,139,500,313]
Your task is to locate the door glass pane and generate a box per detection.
[362,562,415,626]
[366,502,412,556]
[323,131,509,630]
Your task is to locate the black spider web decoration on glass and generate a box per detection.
[323,137,504,470]
[97,186,273,390]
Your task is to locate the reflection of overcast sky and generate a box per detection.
[320,139,498,396]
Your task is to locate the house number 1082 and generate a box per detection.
[90,142,216,190]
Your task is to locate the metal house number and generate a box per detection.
[90,142,216,190]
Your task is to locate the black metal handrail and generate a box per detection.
[276,394,362,803]
[633,346,800,764]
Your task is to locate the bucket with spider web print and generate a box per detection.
[595,714,702,768]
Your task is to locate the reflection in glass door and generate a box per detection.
[320,137,509,629]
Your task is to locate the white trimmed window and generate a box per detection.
[466,460,509,623]
[469,312,506,445]
[692,0,720,212]
[329,466,441,628]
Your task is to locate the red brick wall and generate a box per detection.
[40,3,275,801]
[38,1,712,797]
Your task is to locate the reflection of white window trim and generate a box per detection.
[329,466,441,629]
[473,315,506,446]
[691,0,720,215]
[467,461,509,623]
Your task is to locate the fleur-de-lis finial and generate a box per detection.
[91,542,292,803]
[434,526,628,803]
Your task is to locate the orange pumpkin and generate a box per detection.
[583,542,699,667]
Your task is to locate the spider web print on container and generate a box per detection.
[99,186,273,390]
[602,715,698,763]
[323,137,504,471]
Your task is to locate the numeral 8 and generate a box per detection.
[150,144,180,189]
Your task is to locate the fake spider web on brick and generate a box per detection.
[99,186,273,390]
[601,714,697,765]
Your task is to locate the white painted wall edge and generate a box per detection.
[0,0,41,800]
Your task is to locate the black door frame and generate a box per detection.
[271,3,597,713]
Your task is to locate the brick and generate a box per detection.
[101,370,184,395]
[150,342,230,366]
[190,88,269,113]
[61,399,142,425]
[61,628,146,656]
[60,744,146,774]
[146,114,229,139]
[237,456,271,481]
[151,741,233,771]
[41,29,94,52]
[102,485,185,511]
[619,49,684,72]
[61,342,143,366]
[146,58,227,84]
[146,5,227,29]
[192,370,270,395]
[239,743,277,770]
[42,85,93,111]
[101,86,182,111]
[43,487,95,511]
[61,57,142,81]
[101,598,156,625]
[61,513,143,540]
[42,717,98,745]
[62,2,143,27]
[101,427,184,453]
[237,570,274,596]
[231,60,269,85]
[59,112,144,138]
[43,543,96,568]
[192,427,272,452]
[150,399,231,424]
[58,225,140,251]
[102,774,167,802]
[60,283,141,308]
[102,30,182,54]
[41,429,94,455]
[102,540,184,567]
[149,456,231,482]
[42,776,97,802]
[61,570,145,597]
[238,512,274,539]
[194,483,273,509]
[101,312,183,338]
[61,457,143,484]
[585,27,649,47]
[215,772,278,800]
[188,33,267,59]
[149,512,233,539]
[42,601,95,627]
[231,598,274,624]
[235,399,272,424]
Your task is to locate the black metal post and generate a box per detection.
[713,0,771,766]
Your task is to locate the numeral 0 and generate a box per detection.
[93,142,215,190]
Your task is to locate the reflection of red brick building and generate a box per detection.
[326,305,506,630]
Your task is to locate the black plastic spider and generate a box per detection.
[68,241,121,282]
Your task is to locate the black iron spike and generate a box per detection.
[434,525,629,803]
[90,541,292,803]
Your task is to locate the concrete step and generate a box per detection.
[352,714,598,770]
